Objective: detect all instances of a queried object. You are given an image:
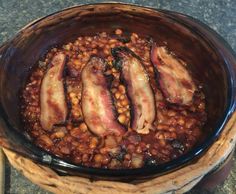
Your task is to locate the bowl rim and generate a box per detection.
[0,2,235,178]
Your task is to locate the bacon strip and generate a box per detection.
[151,43,196,106]
[40,52,68,131]
[112,47,156,134]
[81,56,125,137]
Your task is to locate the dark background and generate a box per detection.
[0,0,235,193]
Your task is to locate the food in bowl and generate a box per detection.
[21,29,207,169]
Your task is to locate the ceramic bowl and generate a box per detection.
[0,3,235,180]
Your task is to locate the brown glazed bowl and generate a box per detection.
[0,3,235,180]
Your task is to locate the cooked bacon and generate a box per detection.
[151,43,196,106]
[81,56,125,137]
[112,47,156,134]
[40,52,68,131]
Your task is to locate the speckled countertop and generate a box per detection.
[0,0,235,193]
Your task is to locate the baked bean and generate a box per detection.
[63,43,72,50]
[151,149,158,156]
[111,88,117,93]
[60,146,70,155]
[167,117,177,125]
[30,130,40,137]
[91,49,98,54]
[185,119,196,129]
[101,155,110,165]
[91,43,97,48]
[110,43,116,48]
[124,154,131,160]
[70,127,80,138]
[109,159,121,168]
[148,66,154,73]
[123,160,131,168]
[157,124,169,130]
[109,38,116,43]
[37,135,53,147]
[131,153,143,168]
[127,144,136,152]
[51,131,65,139]
[78,144,87,152]
[82,154,90,163]
[159,139,166,146]
[155,132,164,139]
[115,29,123,35]
[94,154,103,163]
[167,110,176,117]
[125,111,130,118]
[177,117,185,125]
[168,127,176,132]
[89,137,99,149]
[103,48,110,55]
[71,98,79,105]
[128,134,141,145]
[118,114,126,124]
[117,107,125,114]
[121,99,129,106]
[105,136,117,148]
[79,123,88,132]
[119,94,125,100]
[71,141,79,147]
[73,156,82,163]
[118,85,125,93]
[115,91,121,99]
[100,147,107,155]
[136,145,142,154]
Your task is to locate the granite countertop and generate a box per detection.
[0,0,235,193]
